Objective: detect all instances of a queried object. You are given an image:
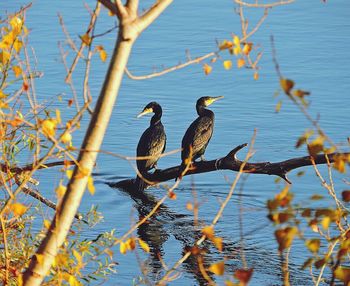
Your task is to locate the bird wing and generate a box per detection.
[181,116,214,161]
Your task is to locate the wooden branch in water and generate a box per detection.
[109,143,350,190]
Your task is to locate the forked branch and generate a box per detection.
[110,144,350,190]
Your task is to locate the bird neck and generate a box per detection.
[196,105,213,117]
[150,106,162,125]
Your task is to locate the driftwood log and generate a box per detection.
[109,143,350,190]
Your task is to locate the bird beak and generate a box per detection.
[205,96,224,106]
[137,108,153,118]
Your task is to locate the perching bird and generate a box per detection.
[136,102,166,189]
[180,96,224,177]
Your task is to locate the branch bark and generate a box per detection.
[23,1,173,284]
[109,144,350,190]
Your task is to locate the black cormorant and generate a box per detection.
[136,102,166,182]
[180,96,223,176]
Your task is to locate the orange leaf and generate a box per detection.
[208,261,225,276]
[234,268,254,285]
[242,43,252,55]
[280,78,294,94]
[253,72,259,80]
[219,40,233,50]
[203,64,212,75]
[237,58,245,68]
[275,226,298,252]
[307,136,324,158]
[12,65,22,78]
[80,33,91,46]
[212,236,223,252]
[125,237,136,251]
[168,191,176,200]
[10,202,28,216]
[186,202,194,211]
[201,225,215,239]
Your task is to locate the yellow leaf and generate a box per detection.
[237,58,245,68]
[335,266,350,284]
[55,183,67,198]
[186,202,194,211]
[305,239,320,253]
[0,90,7,98]
[333,155,346,173]
[66,169,74,179]
[68,274,82,286]
[41,119,56,137]
[43,219,51,229]
[80,33,91,46]
[223,60,232,70]
[0,100,9,109]
[13,39,23,53]
[75,167,89,179]
[35,254,44,265]
[72,249,84,269]
[61,131,72,144]
[55,109,61,124]
[201,225,215,239]
[99,49,107,62]
[12,65,22,78]
[208,261,225,276]
[104,248,114,259]
[120,241,127,254]
[10,202,28,216]
[0,51,11,65]
[233,35,241,46]
[233,46,241,56]
[203,63,212,75]
[280,78,294,94]
[321,216,331,230]
[138,238,150,253]
[275,101,282,113]
[10,16,23,34]
[212,236,223,252]
[87,176,95,195]
[253,72,259,80]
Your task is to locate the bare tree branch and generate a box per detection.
[125,52,216,80]
[109,144,350,190]
[138,0,173,32]
[234,0,295,8]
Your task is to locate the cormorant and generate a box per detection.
[136,102,166,187]
[180,96,223,177]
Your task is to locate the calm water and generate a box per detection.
[2,1,350,285]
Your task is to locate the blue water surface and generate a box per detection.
[1,0,350,285]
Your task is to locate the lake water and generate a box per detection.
[2,1,350,285]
